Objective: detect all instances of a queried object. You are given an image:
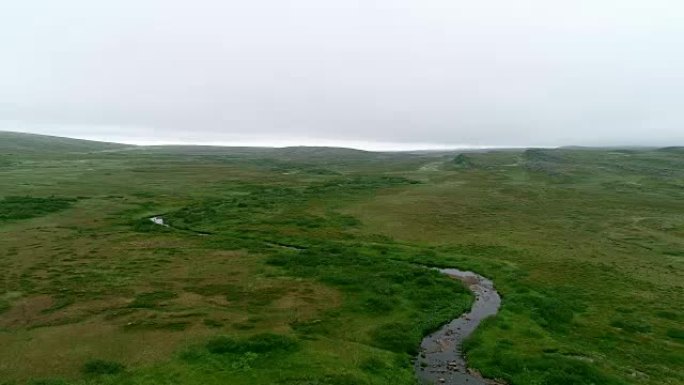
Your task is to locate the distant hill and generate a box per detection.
[657,146,684,153]
[134,145,373,157]
[124,144,405,164]
[0,131,130,154]
[0,132,404,164]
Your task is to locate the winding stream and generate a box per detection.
[415,268,501,385]
[148,216,499,383]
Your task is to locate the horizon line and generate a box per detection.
[1,129,545,152]
[2,128,675,152]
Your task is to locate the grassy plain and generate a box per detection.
[0,132,682,385]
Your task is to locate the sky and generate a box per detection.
[1,0,683,150]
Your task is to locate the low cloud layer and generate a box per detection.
[1,1,683,148]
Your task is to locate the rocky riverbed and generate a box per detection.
[415,268,502,385]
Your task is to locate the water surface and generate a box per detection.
[415,268,501,385]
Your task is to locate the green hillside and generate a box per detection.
[0,131,130,154]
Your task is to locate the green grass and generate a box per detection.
[0,196,76,220]
[128,291,179,308]
[81,359,125,375]
[0,132,681,385]
[205,333,299,354]
[0,299,10,314]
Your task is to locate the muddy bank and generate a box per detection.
[415,268,501,385]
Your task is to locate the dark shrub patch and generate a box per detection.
[0,196,75,221]
[245,333,300,353]
[610,317,651,333]
[82,359,125,375]
[203,318,223,328]
[666,328,684,340]
[0,299,9,314]
[359,357,387,373]
[507,291,577,331]
[207,335,239,353]
[452,154,474,168]
[362,295,395,314]
[369,322,419,354]
[206,333,299,355]
[656,310,679,320]
[128,291,178,308]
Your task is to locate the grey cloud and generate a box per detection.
[1,0,683,148]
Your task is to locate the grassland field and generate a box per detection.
[0,132,682,385]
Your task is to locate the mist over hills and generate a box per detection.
[2,131,677,156]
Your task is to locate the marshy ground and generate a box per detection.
[0,133,682,385]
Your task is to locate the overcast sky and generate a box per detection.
[1,1,683,149]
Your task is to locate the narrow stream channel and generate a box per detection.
[148,216,500,383]
[415,268,501,385]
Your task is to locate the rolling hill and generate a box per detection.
[0,131,130,154]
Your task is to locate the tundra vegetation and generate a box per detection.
[0,132,682,385]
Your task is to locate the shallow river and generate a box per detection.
[415,268,501,385]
